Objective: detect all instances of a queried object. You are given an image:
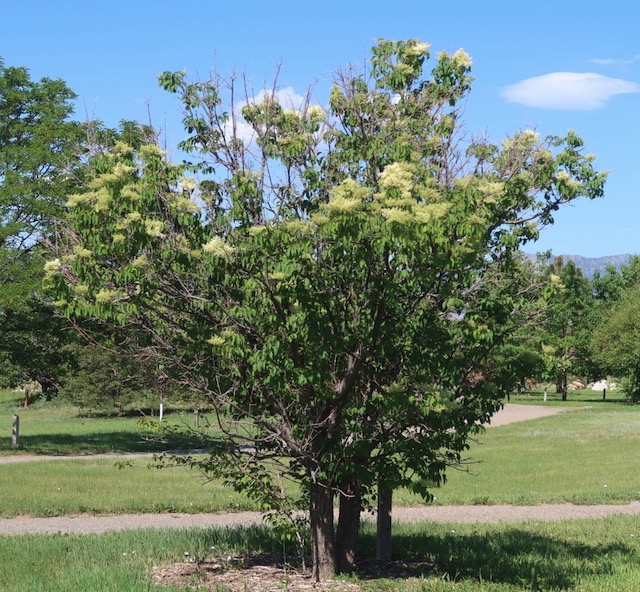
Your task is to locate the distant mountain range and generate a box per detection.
[525,253,637,279]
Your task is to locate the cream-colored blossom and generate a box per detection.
[393,63,414,77]
[121,186,141,201]
[307,104,325,123]
[503,130,539,153]
[413,203,450,224]
[325,196,361,214]
[66,192,90,208]
[311,212,329,226]
[144,219,165,238]
[139,144,167,158]
[175,196,201,214]
[112,163,136,177]
[556,170,583,190]
[94,187,112,212]
[95,289,119,304]
[203,236,235,258]
[378,162,414,201]
[113,141,133,156]
[73,284,89,296]
[44,258,62,275]
[248,225,267,236]
[405,41,430,57]
[132,255,148,268]
[324,179,367,214]
[181,176,196,191]
[207,335,226,347]
[73,245,92,258]
[125,212,142,224]
[382,208,414,225]
[268,271,286,281]
[451,49,472,69]
[477,180,505,201]
[112,233,126,244]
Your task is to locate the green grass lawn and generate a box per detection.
[1,517,639,591]
[2,388,640,590]
[0,389,208,455]
[2,389,639,516]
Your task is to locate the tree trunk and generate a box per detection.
[336,482,362,574]
[376,482,392,561]
[561,371,568,402]
[309,481,336,581]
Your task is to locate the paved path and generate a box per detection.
[2,503,640,535]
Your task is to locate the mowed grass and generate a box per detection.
[2,388,640,590]
[1,389,640,516]
[1,516,639,591]
[0,457,253,517]
[0,389,207,455]
[421,404,640,506]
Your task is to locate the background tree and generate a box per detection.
[540,257,594,399]
[0,58,82,394]
[591,284,640,403]
[0,57,156,395]
[0,58,81,303]
[48,39,605,580]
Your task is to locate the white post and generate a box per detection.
[543,388,548,402]
[12,415,19,447]
[159,402,164,422]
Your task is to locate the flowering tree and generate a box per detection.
[47,40,605,580]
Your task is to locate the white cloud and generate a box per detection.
[590,55,640,65]
[225,86,308,145]
[503,72,640,110]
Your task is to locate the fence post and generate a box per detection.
[12,415,19,447]
[603,388,606,401]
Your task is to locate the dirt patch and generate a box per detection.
[152,555,434,591]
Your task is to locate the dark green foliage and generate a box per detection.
[49,40,605,579]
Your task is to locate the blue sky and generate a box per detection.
[3,0,639,257]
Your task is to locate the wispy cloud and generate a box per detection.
[503,72,640,110]
[590,55,640,66]
[225,86,309,145]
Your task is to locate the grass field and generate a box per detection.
[1,387,639,590]
[1,517,639,591]
[0,389,207,455]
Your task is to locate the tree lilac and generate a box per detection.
[47,39,605,580]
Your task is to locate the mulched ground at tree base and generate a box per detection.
[152,553,435,591]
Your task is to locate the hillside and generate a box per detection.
[525,253,636,278]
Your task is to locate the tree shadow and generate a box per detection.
[0,430,203,454]
[356,527,633,589]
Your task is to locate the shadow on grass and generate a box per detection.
[137,524,636,590]
[0,430,204,455]
[356,528,633,589]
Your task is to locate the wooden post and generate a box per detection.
[12,415,19,447]
[376,483,392,561]
[194,409,200,428]
[603,388,606,401]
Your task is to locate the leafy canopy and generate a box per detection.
[47,39,606,579]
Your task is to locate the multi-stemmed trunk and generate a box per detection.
[309,480,364,580]
[309,481,337,581]
[336,482,362,574]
